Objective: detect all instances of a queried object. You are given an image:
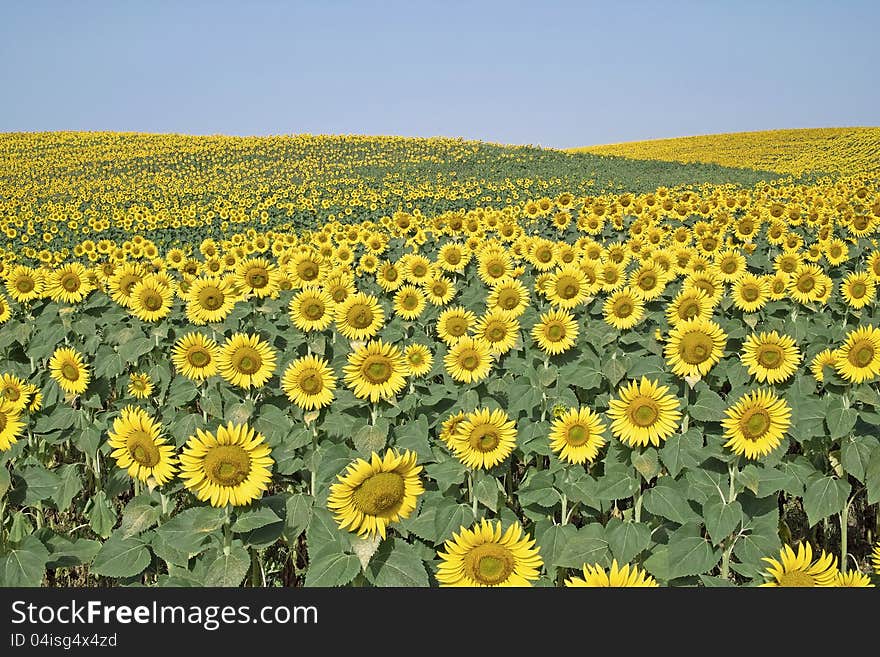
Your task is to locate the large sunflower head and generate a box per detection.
[49,263,93,304]
[108,262,145,308]
[547,265,591,308]
[186,276,236,325]
[172,332,220,381]
[761,541,837,587]
[565,559,659,587]
[664,318,727,380]
[0,400,25,452]
[393,285,426,321]
[629,263,668,300]
[127,372,154,399]
[436,519,543,587]
[436,306,476,345]
[0,373,29,413]
[289,288,335,333]
[665,288,713,327]
[5,265,45,303]
[810,348,837,383]
[603,288,645,330]
[531,308,578,356]
[343,339,408,402]
[129,276,174,322]
[731,273,770,313]
[179,422,274,507]
[335,292,385,340]
[237,256,280,298]
[443,336,494,384]
[841,271,876,309]
[474,309,519,355]
[49,347,90,396]
[741,331,801,384]
[833,325,880,384]
[328,449,424,539]
[549,407,606,464]
[721,388,791,459]
[281,354,336,410]
[218,332,277,389]
[607,377,682,447]
[403,343,433,377]
[107,405,177,485]
[486,278,530,317]
[423,275,456,306]
[448,407,517,470]
[788,263,825,305]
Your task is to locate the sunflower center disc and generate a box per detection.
[630,399,659,427]
[446,251,461,265]
[851,282,866,298]
[348,304,374,329]
[199,288,223,310]
[412,264,427,278]
[205,445,251,487]
[742,286,759,302]
[363,357,392,383]
[680,301,699,320]
[447,319,468,336]
[777,570,816,587]
[850,343,875,368]
[470,426,500,452]
[499,291,519,309]
[300,372,322,394]
[464,544,514,586]
[127,430,161,467]
[16,278,35,293]
[567,424,589,446]
[298,262,318,280]
[303,301,324,320]
[616,302,633,317]
[402,295,418,310]
[486,325,505,342]
[640,274,656,290]
[4,387,20,402]
[680,331,713,364]
[432,284,445,297]
[758,346,782,368]
[353,472,405,515]
[461,353,479,370]
[488,263,505,278]
[385,268,398,281]
[235,349,261,375]
[61,364,80,381]
[547,323,564,341]
[722,260,737,274]
[741,408,771,440]
[560,282,578,298]
[144,293,163,311]
[797,276,815,292]
[188,348,210,368]
[248,269,268,288]
[408,353,424,366]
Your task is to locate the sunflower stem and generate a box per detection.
[633,485,643,524]
[839,506,848,574]
[223,505,233,551]
[560,493,568,525]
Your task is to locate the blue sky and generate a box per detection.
[0,1,876,148]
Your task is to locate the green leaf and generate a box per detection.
[0,466,10,498]
[44,535,101,569]
[688,383,726,422]
[825,398,858,440]
[642,480,700,524]
[433,503,475,544]
[304,553,361,587]
[366,538,429,587]
[840,434,879,482]
[606,519,651,564]
[232,505,282,533]
[306,507,350,561]
[254,403,293,443]
[473,470,501,512]
[393,415,432,461]
[153,507,225,560]
[165,377,198,409]
[353,421,389,456]
[0,535,49,586]
[424,459,467,493]
[702,494,743,545]
[118,337,154,364]
[802,476,851,526]
[535,521,577,569]
[20,465,62,506]
[203,545,250,587]
[120,495,161,538]
[88,491,117,539]
[90,536,151,578]
[284,494,313,544]
[52,464,83,512]
[554,524,609,569]
[667,532,721,579]
[517,470,559,508]
[631,448,660,481]
[659,429,704,477]
[867,447,880,505]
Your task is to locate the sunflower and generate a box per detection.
[760,541,837,587]
[290,251,323,286]
[186,276,237,325]
[438,410,468,448]
[683,270,724,307]
[607,377,682,447]
[5,265,44,302]
[824,238,849,266]
[665,288,713,327]
[335,292,385,340]
[447,407,517,470]
[179,422,274,507]
[714,249,747,283]
[766,271,791,300]
[546,265,592,308]
[664,318,727,379]
[281,355,336,410]
[0,373,28,412]
[393,285,426,321]
[873,541,880,575]
[108,262,145,308]
[629,263,668,300]
[376,260,404,292]
[129,276,174,322]
[603,288,645,330]
[343,339,407,402]
[218,333,277,389]
[731,273,769,313]
[49,347,90,395]
[107,406,177,485]
[404,344,433,377]
[474,309,519,355]
[599,261,626,292]
[834,571,874,587]
[531,308,578,355]
[549,407,606,464]
[833,325,880,383]
[0,401,25,451]
[810,348,837,383]
[322,272,355,305]
[788,263,825,305]
[477,250,513,285]
[722,388,791,459]
[423,275,456,306]
[171,332,220,381]
[48,263,93,304]
[436,306,476,345]
[289,288,334,333]
[237,256,280,298]
[438,243,468,273]
[486,278,530,317]
[436,519,543,587]
[128,372,154,399]
[328,449,423,539]
[741,331,801,384]
[565,560,658,587]
[841,271,875,309]
[444,336,494,384]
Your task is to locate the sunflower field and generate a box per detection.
[1,131,880,588]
